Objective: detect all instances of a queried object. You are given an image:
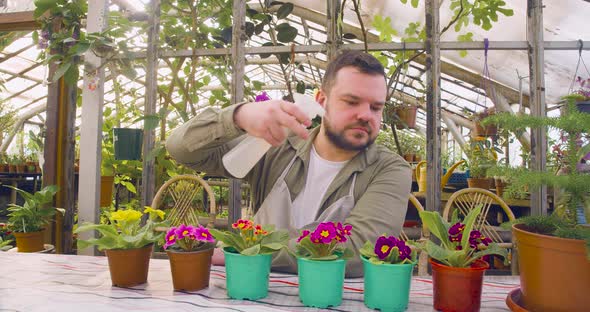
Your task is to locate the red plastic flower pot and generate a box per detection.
[430,258,489,312]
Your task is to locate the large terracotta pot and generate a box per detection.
[105,244,153,287]
[513,224,590,312]
[395,106,418,130]
[13,230,45,252]
[167,247,214,291]
[430,259,489,312]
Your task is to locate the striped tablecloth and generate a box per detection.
[0,252,519,311]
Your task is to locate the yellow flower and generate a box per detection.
[111,209,142,223]
[143,206,165,220]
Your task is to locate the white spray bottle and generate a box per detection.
[222,93,325,178]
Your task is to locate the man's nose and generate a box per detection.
[356,104,373,121]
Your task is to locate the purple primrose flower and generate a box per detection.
[297,230,310,242]
[255,92,271,102]
[374,236,395,260]
[310,222,337,244]
[194,226,215,243]
[175,224,191,239]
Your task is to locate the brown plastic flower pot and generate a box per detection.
[167,247,214,291]
[513,224,590,312]
[14,230,45,253]
[430,258,489,312]
[105,244,153,287]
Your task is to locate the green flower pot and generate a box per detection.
[113,128,143,160]
[362,256,415,312]
[297,257,346,308]
[223,247,272,300]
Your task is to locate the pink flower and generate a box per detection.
[194,226,215,243]
[297,230,310,242]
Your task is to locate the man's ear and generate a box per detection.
[315,89,327,108]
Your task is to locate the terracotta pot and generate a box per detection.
[494,178,507,197]
[15,164,25,173]
[413,155,422,162]
[430,258,489,312]
[100,176,115,207]
[8,164,15,173]
[513,224,590,312]
[467,177,493,189]
[13,230,45,252]
[403,154,415,162]
[167,247,214,291]
[395,106,418,130]
[473,122,497,137]
[105,244,153,287]
[0,164,8,172]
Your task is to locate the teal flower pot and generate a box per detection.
[223,247,272,300]
[297,257,346,308]
[362,256,415,312]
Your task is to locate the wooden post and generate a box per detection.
[326,0,340,61]
[527,0,547,216]
[425,0,442,212]
[41,18,77,254]
[228,0,246,224]
[77,0,109,256]
[142,0,160,210]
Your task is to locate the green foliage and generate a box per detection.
[376,126,425,158]
[6,185,63,233]
[418,206,508,267]
[75,207,167,250]
[0,100,16,137]
[209,219,289,256]
[359,238,417,265]
[463,137,502,178]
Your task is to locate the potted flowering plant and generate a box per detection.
[209,219,289,300]
[418,206,507,312]
[74,207,167,287]
[163,224,216,291]
[293,222,354,308]
[5,185,62,252]
[359,235,417,311]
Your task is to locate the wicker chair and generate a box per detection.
[400,194,430,276]
[442,187,517,274]
[151,174,217,230]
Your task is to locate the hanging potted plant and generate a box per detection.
[5,185,62,252]
[74,207,167,287]
[418,206,508,312]
[394,102,418,130]
[210,219,289,300]
[163,224,216,291]
[471,107,497,137]
[359,235,417,311]
[293,222,354,308]
[485,96,590,311]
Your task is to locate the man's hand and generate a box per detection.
[234,100,312,146]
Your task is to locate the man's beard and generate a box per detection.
[324,118,376,151]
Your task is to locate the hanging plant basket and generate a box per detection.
[113,128,143,161]
[395,106,418,130]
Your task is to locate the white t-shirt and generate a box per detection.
[291,144,348,228]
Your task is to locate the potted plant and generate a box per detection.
[471,107,497,137]
[463,136,501,189]
[163,224,216,291]
[418,206,508,312]
[5,185,62,252]
[209,219,289,300]
[293,222,354,308]
[0,222,15,251]
[571,76,590,112]
[74,206,167,287]
[359,235,417,311]
[485,96,590,311]
[394,102,418,130]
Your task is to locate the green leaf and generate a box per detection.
[241,244,261,255]
[52,63,72,83]
[34,0,56,17]
[422,240,453,266]
[276,2,294,19]
[460,205,482,250]
[252,80,264,90]
[411,0,419,8]
[72,42,91,56]
[359,241,377,259]
[419,210,452,249]
[133,114,160,131]
[64,66,79,86]
[467,244,508,267]
[276,24,298,43]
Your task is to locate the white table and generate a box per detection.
[0,252,519,311]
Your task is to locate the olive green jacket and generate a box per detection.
[166,103,412,277]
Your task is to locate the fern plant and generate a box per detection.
[485,95,590,255]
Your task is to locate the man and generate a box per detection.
[166,50,411,277]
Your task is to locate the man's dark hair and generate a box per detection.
[321,50,386,93]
